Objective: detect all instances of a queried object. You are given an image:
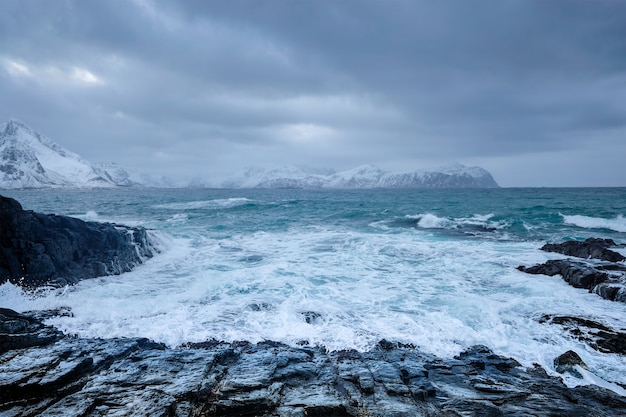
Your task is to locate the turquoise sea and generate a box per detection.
[2,187,626,389]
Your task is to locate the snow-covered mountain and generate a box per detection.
[0,120,140,189]
[219,166,336,189]
[1,120,499,190]
[222,163,499,189]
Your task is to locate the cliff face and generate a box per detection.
[0,195,157,287]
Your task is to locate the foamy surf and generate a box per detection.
[2,187,626,393]
[561,213,626,233]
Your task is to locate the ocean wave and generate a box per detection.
[154,198,253,210]
[403,213,510,232]
[561,214,626,233]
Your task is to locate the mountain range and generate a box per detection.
[0,120,499,189]
[218,163,499,189]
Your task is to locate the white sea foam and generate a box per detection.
[5,224,626,391]
[84,210,99,220]
[3,189,626,395]
[561,214,626,233]
[562,366,626,396]
[405,213,508,231]
[154,198,252,210]
[70,211,146,227]
[70,210,100,221]
[413,213,449,228]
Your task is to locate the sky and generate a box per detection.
[1,0,626,187]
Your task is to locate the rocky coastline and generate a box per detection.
[518,238,626,303]
[2,307,626,417]
[0,195,158,288]
[2,197,626,415]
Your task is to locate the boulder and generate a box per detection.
[554,350,588,378]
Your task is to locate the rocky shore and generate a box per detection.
[0,195,158,288]
[2,197,626,415]
[2,307,626,417]
[518,238,626,302]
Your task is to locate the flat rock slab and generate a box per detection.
[2,310,626,416]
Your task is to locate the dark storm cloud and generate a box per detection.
[1,0,625,186]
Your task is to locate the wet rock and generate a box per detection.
[518,259,609,290]
[554,350,588,378]
[541,238,626,262]
[0,195,158,288]
[518,238,626,302]
[0,308,63,353]
[2,309,626,416]
[540,314,626,355]
[301,311,322,324]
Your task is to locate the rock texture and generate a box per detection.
[540,314,626,355]
[1,309,626,417]
[0,195,157,288]
[518,238,626,302]
[541,238,626,262]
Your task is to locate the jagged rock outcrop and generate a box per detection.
[541,238,625,262]
[1,308,625,416]
[0,195,157,287]
[540,314,626,355]
[518,238,626,302]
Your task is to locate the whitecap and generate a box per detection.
[561,214,626,233]
[154,198,252,210]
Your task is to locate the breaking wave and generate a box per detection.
[154,198,253,210]
[404,213,511,231]
[561,214,626,233]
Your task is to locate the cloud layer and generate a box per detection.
[2,0,625,186]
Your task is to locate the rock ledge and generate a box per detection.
[1,309,625,416]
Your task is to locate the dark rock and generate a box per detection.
[540,314,626,355]
[518,259,609,290]
[554,350,588,378]
[0,194,158,288]
[0,307,63,353]
[541,238,625,262]
[518,255,626,303]
[301,311,322,324]
[2,309,626,416]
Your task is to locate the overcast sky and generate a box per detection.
[1,0,625,187]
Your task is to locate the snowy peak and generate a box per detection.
[1,119,38,137]
[222,165,333,189]
[436,162,492,178]
[0,120,135,189]
[222,164,499,189]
